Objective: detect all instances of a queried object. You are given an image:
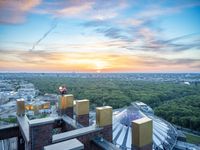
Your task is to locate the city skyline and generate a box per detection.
[0,0,200,73]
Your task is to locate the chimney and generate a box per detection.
[16,99,25,116]
[132,117,153,150]
[96,106,113,141]
[58,94,74,117]
[75,99,89,126]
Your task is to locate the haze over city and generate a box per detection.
[0,0,200,73]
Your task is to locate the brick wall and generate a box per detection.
[59,107,73,118]
[100,124,112,142]
[76,125,113,150]
[76,114,89,127]
[65,107,73,118]
[17,131,25,150]
[61,120,76,132]
[0,125,19,140]
[29,123,53,150]
[77,129,103,149]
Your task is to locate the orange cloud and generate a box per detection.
[56,1,94,16]
[0,50,199,72]
[0,50,139,72]
[0,0,41,24]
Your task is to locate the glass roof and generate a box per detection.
[114,105,144,127]
[112,103,178,150]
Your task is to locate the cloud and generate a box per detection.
[150,33,200,52]
[0,0,41,24]
[83,20,200,53]
[0,49,51,64]
[136,1,200,19]
[95,27,131,41]
[0,49,134,72]
[164,33,200,43]
[55,1,94,17]
[139,55,200,68]
[118,18,156,28]
[0,49,199,72]
[81,0,200,54]
[83,20,109,27]
[0,0,199,72]
[34,0,128,20]
[113,27,200,53]
[83,19,135,42]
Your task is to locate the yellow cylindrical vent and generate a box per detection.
[16,99,25,116]
[59,94,74,109]
[65,94,74,107]
[132,117,153,148]
[59,95,67,109]
[96,106,112,127]
[75,99,89,115]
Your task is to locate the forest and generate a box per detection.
[24,76,200,132]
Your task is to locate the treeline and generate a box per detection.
[24,76,200,131]
[154,95,200,131]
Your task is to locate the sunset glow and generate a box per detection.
[0,0,200,72]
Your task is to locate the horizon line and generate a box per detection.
[0,71,200,74]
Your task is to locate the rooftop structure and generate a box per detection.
[0,93,199,150]
[0,94,117,150]
[112,103,178,149]
[25,100,51,117]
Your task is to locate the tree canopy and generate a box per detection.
[25,76,200,131]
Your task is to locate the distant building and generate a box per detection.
[37,94,58,104]
[25,100,51,116]
[18,83,36,100]
[0,80,17,104]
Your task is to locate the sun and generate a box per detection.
[96,70,101,73]
[95,61,107,70]
[94,61,107,73]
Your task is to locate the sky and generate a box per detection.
[0,0,200,73]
